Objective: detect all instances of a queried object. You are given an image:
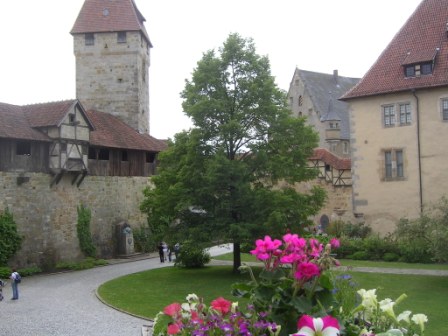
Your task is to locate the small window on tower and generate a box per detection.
[118,32,127,43]
[85,33,94,46]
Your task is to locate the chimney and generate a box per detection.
[333,70,339,85]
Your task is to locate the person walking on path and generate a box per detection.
[158,242,165,263]
[10,268,20,300]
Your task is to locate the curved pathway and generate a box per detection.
[0,245,232,336]
[1,243,446,336]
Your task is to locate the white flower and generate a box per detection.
[186,293,199,302]
[411,314,428,332]
[358,289,378,309]
[181,302,191,312]
[379,298,396,319]
[397,310,412,324]
[231,301,238,313]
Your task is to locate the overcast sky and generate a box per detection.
[0,0,422,139]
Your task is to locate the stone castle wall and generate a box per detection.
[0,172,152,268]
[294,178,354,228]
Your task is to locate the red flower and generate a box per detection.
[164,302,181,317]
[211,297,232,315]
[167,323,181,335]
[294,262,320,280]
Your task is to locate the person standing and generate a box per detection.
[10,268,20,300]
[158,242,165,263]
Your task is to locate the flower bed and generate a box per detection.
[153,234,427,335]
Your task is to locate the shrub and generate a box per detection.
[362,234,399,261]
[56,258,108,271]
[342,222,372,238]
[77,204,96,258]
[327,220,346,237]
[334,237,363,259]
[395,217,433,263]
[394,197,448,263]
[0,208,22,266]
[350,251,370,260]
[133,225,156,253]
[0,266,42,279]
[382,252,400,262]
[174,241,210,268]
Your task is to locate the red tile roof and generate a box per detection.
[71,0,152,46]
[310,148,351,170]
[86,110,166,152]
[341,0,448,100]
[23,100,79,128]
[0,103,51,142]
[0,100,166,152]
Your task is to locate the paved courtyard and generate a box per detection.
[0,244,233,336]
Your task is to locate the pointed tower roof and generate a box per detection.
[342,0,448,100]
[321,96,341,122]
[70,0,152,46]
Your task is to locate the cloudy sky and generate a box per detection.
[0,0,422,139]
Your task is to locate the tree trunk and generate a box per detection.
[233,242,241,273]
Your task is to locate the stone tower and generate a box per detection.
[71,0,152,134]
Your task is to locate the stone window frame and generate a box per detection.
[382,148,406,181]
[440,97,448,121]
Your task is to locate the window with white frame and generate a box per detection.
[383,105,395,127]
[383,149,405,180]
[399,103,411,125]
[442,98,448,121]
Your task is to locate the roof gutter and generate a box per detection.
[412,89,423,213]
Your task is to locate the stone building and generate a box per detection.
[0,0,166,268]
[287,68,359,158]
[287,69,359,229]
[341,0,448,233]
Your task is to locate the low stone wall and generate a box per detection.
[0,172,152,268]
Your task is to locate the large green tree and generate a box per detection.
[141,33,325,272]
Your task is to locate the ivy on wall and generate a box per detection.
[76,204,96,258]
[0,208,22,266]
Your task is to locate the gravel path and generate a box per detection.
[0,244,232,336]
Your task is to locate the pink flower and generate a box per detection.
[164,302,182,317]
[167,323,181,335]
[211,297,232,315]
[251,235,283,260]
[291,315,340,336]
[294,262,320,280]
[330,238,340,249]
[283,233,307,251]
[309,239,323,258]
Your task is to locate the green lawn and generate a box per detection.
[98,264,448,335]
[214,252,448,270]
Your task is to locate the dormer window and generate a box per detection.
[404,62,433,77]
[402,49,438,78]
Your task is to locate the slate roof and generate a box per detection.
[310,148,351,170]
[342,0,448,100]
[0,100,166,152]
[86,110,166,151]
[297,69,359,140]
[71,0,152,46]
